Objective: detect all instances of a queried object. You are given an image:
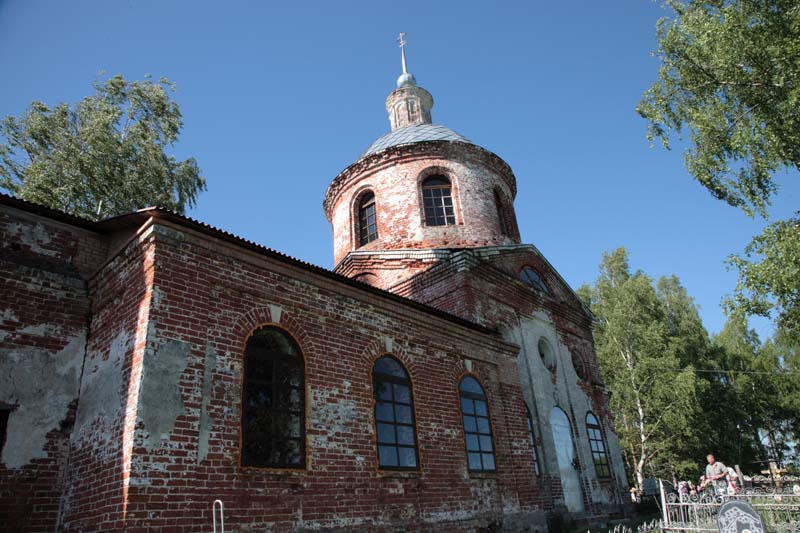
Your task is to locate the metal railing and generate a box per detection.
[659,480,800,532]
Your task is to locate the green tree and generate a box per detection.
[638,0,800,336]
[0,74,204,220]
[711,315,800,467]
[581,248,699,492]
[727,218,800,336]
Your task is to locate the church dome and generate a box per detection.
[363,123,471,156]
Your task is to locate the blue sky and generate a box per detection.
[1,0,797,340]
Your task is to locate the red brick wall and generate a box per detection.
[325,142,520,267]
[106,222,545,531]
[388,246,626,518]
[59,233,155,531]
[0,207,107,532]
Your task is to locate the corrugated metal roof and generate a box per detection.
[0,192,499,336]
[363,124,471,156]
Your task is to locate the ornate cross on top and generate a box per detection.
[398,32,408,74]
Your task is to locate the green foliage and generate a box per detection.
[639,0,800,353]
[582,248,700,487]
[582,247,800,487]
[0,74,204,220]
[638,0,800,217]
[727,217,800,337]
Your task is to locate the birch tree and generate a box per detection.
[580,248,699,492]
[638,0,800,337]
[0,74,204,220]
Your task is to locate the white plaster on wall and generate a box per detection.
[0,333,85,468]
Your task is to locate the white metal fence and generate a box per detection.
[659,481,800,532]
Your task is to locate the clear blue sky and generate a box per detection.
[1,0,797,340]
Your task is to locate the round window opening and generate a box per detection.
[520,267,549,294]
[571,351,588,381]
[538,338,556,371]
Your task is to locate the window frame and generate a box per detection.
[458,375,497,473]
[0,407,11,454]
[357,191,379,247]
[520,266,549,294]
[421,175,457,227]
[494,189,509,236]
[525,404,541,476]
[372,355,420,471]
[586,412,612,479]
[240,325,306,470]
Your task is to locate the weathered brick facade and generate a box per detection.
[0,61,628,531]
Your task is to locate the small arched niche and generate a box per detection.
[538,337,557,373]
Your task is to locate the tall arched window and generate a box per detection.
[241,326,305,468]
[586,412,611,478]
[373,356,419,469]
[525,405,541,476]
[494,190,509,236]
[459,376,496,472]
[358,191,378,246]
[422,175,456,227]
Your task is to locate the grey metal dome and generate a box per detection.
[363,123,471,156]
[397,72,417,88]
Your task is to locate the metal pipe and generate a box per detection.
[213,499,224,533]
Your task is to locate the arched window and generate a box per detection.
[494,190,509,236]
[520,266,549,294]
[358,191,378,246]
[538,337,557,371]
[373,356,419,469]
[586,412,611,478]
[459,376,496,472]
[422,175,456,227]
[241,326,305,468]
[525,405,541,476]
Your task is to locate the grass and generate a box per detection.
[565,513,661,533]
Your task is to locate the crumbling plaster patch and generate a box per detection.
[137,339,189,449]
[0,332,85,469]
[6,220,58,257]
[511,314,625,506]
[72,330,128,446]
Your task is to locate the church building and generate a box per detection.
[0,40,629,531]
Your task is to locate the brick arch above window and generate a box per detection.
[232,306,313,357]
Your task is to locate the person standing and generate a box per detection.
[705,454,728,496]
[726,466,739,494]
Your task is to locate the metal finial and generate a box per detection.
[398,32,408,74]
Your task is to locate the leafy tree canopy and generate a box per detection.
[639,0,800,337]
[727,217,800,336]
[638,0,800,217]
[0,74,204,220]
[581,247,800,488]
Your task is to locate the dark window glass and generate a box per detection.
[586,412,611,478]
[525,405,541,476]
[0,409,10,452]
[242,327,305,468]
[373,356,419,470]
[495,190,509,236]
[520,267,549,294]
[358,192,378,246]
[459,376,496,472]
[422,175,456,226]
